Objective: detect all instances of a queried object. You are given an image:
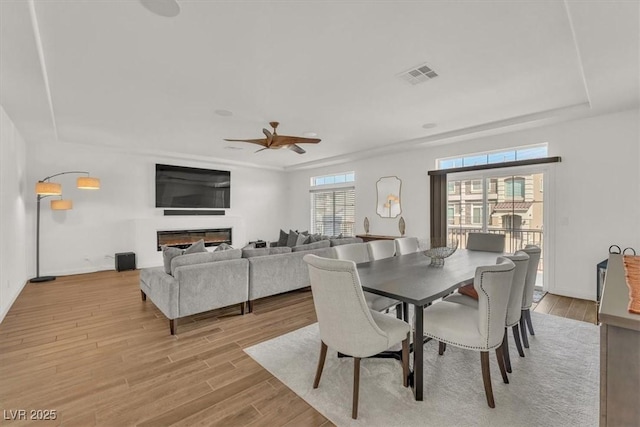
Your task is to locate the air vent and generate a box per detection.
[398,63,439,85]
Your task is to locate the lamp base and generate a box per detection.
[29,276,56,283]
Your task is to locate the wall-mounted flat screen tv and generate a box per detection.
[156,164,230,209]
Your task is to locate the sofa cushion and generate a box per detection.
[184,239,207,255]
[242,247,292,258]
[170,248,241,276]
[291,239,331,252]
[277,229,289,247]
[214,243,233,251]
[162,246,184,274]
[286,230,299,247]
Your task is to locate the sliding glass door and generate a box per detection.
[447,167,546,289]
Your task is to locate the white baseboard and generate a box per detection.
[0,278,27,324]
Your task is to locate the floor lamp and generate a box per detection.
[30,171,100,283]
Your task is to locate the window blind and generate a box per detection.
[311,187,355,236]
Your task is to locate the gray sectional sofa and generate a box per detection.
[140,237,363,334]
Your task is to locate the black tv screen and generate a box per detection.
[155,164,230,209]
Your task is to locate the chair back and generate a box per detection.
[503,251,530,327]
[367,240,396,260]
[520,245,542,309]
[466,233,505,252]
[303,255,390,357]
[474,257,515,349]
[395,237,420,255]
[334,243,370,264]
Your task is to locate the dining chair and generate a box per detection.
[334,243,402,317]
[519,244,542,348]
[367,240,396,260]
[421,257,515,408]
[445,251,530,373]
[395,237,420,255]
[303,254,410,419]
[466,233,506,252]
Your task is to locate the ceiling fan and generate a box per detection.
[224,122,321,154]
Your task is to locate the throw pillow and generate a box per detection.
[162,246,184,274]
[458,283,479,300]
[277,229,289,247]
[286,230,299,247]
[215,243,233,251]
[295,233,307,247]
[184,239,206,255]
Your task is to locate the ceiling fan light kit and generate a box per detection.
[139,0,181,18]
[224,121,321,155]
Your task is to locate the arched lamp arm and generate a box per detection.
[39,170,90,182]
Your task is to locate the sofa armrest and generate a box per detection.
[140,267,179,319]
[173,258,249,317]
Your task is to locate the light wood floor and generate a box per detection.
[0,270,597,426]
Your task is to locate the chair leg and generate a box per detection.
[169,319,176,335]
[524,309,535,335]
[520,314,530,348]
[495,344,509,384]
[402,335,409,387]
[395,303,403,320]
[438,341,446,355]
[402,302,409,323]
[247,300,254,313]
[313,341,328,389]
[512,324,525,357]
[240,302,246,315]
[480,352,495,408]
[141,290,146,301]
[502,328,512,373]
[352,357,361,419]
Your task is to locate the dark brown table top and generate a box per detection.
[357,249,503,306]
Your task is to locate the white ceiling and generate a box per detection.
[1,0,638,170]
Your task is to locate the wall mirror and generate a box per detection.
[376,176,402,218]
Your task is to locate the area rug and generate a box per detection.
[244,312,598,427]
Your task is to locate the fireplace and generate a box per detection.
[157,228,232,251]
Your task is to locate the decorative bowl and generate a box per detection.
[424,239,458,267]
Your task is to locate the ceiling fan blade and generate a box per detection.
[262,128,273,146]
[224,138,268,147]
[270,135,321,147]
[255,147,270,153]
[288,144,306,154]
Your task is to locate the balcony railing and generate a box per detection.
[447,226,544,271]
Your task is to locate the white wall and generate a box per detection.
[0,106,29,322]
[287,109,640,300]
[27,141,289,274]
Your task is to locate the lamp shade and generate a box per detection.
[77,176,100,189]
[35,181,62,195]
[51,199,73,210]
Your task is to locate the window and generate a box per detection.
[311,172,354,187]
[471,179,483,192]
[311,188,355,236]
[310,172,356,236]
[437,144,548,170]
[505,177,525,198]
[472,204,483,225]
[447,205,455,225]
[448,181,456,194]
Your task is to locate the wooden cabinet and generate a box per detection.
[355,234,400,242]
[599,254,640,426]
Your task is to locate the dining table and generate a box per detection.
[356,249,504,401]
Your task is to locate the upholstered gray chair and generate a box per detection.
[304,254,410,419]
[421,257,515,408]
[445,251,530,373]
[395,237,420,255]
[466,233,506,252]
[334,243,402,316]
[367,240,396,260]
[520,245,542,348]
